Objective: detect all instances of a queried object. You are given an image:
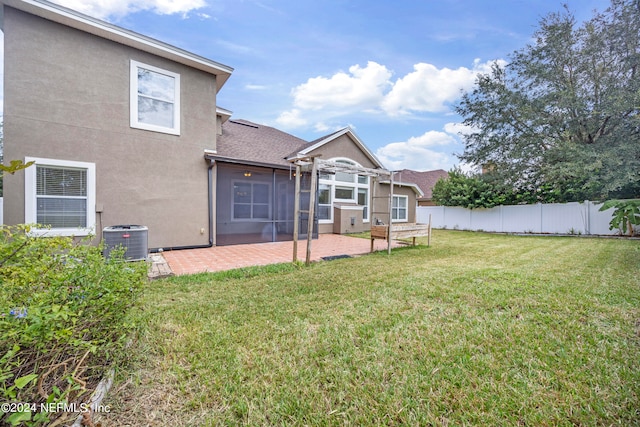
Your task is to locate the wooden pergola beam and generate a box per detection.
[290,155,394,264]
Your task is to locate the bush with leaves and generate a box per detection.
[599,199,640,236]
[432,168,518,209]
[0,225,148,426]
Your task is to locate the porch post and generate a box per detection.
[305,157,318,266]
[388,173,394,255]
[293,163,301,263]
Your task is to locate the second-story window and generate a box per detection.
[130,60,181,135]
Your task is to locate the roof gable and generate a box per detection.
[291,127,385,169]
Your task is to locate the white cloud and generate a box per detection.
[291,61,392,110]
[276,61,392,130]
[216,40,254,54]
[245,84,268,90]
[275,109,307,128]
[443,121,477,136]
[313,122,330,132]
[277,59,504,131]
[380,59,500,116]
[375,130,458,171]
[51,0,206,20]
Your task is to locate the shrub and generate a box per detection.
[0,224,148,426]
[599,199,640,236]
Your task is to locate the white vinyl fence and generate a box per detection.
[417,201,619,235]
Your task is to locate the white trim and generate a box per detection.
[317,157,371,223]
[392,195,409,223]
[25,157,96,236]
[216,106,233,124]
[318,183,333,224]
[381,180,424,197]
[334,205,365,211]
[2,0,233,88]
[292,127,385,169]
[130,60,181,135]
[334,185,356,202]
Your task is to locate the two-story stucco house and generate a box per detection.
[1,0,421,250]
[2,0,233,249]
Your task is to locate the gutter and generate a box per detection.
[149,160,215,252]
[205,153,292,170]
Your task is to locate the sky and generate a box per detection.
[3,0,611,172]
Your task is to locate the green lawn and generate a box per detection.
[101,231,640,426]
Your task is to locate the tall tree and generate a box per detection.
[457,0,640,202]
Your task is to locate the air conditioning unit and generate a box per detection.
[103,225,148,261]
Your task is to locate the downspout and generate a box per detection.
[149,160,215,252]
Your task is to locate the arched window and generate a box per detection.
[318,158,370,223]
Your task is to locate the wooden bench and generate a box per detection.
[370,220,431,252]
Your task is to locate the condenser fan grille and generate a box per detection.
[103,225,148,261]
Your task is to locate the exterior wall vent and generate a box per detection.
[103,225,148,261]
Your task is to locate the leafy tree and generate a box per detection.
[432,168,515,209]
[457,0,640,202]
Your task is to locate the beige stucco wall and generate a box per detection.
[307,134,378,169]
[373,184,418,224]
[2,7,218,249]
[301,133,419,232]
[333,205,365,234]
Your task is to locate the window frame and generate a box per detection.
[317,183,332,221]
[231,180,272,221]
[391,195,409,223]
[25,157,96,236]
[130,60,181,135]
[317,158,370,224]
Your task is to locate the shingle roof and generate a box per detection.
[215,120,308,168]
[392,169,448,200]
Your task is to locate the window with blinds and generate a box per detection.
[36,165,88,228]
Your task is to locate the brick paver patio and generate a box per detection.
[159,234,404,276]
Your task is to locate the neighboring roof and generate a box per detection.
[379,179,424,197]
[211,120,308,168]
[392,169,448,200]
[1,0,234,89]
[288,127,385,169]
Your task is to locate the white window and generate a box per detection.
[25,157,96,236]
[233,182,271,220]
[130,60,180,135]
[392,195,408,222]
[318,184,332,220]
[358,188,369,221]
[335,159,356,183]
[335,186,355,201]
[317,158,370,223]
